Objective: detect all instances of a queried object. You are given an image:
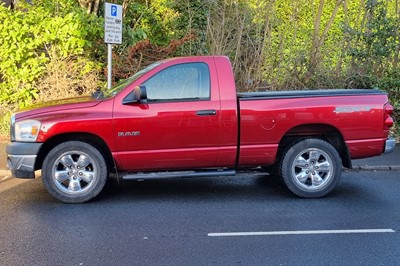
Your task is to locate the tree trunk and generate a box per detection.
[78,0,101,15]
[304,0,344,85]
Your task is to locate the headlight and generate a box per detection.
[14,119,41,142]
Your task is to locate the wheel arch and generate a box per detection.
[277,123,351,168]
[35,133,115,173]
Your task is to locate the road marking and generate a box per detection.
[208,229,395,237]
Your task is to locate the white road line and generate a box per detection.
[208,229,395,237]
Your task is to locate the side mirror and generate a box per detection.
[122,85,147,104]
[134,85,147,101]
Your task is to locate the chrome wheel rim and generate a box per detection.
[291,148,333,191]
[52,151,97,195]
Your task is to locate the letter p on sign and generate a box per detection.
[111,5,117,16]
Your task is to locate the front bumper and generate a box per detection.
[6,142,43,179]
[384,137,396,154]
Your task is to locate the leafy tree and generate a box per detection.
[1,0,399,139]
[172,0,209,56]
[344,0,397,87]
[0,0,103,108]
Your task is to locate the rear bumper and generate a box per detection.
[384,137,396,154]
[6,142,43,179]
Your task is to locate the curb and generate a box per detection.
[0,170,10,176]
[350,166,400,171]
[0,175,13,183]
[0,170,42,182]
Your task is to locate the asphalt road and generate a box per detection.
[0,171,399,266]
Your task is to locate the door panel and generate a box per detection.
[113,62,221,171]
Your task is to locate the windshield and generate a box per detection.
[94,61,161,99]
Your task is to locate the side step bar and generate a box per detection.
[122,169,236,180]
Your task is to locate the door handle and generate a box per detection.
[196,109,217,116]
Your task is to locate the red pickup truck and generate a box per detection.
[7,56,395,203]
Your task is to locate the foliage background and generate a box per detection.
[0,0,399,139]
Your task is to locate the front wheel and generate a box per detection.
[42,141,108,203]
[280,138,342,198]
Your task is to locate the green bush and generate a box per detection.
[0,0,103,109]
[0,0,104,137]
[1,0,399,141]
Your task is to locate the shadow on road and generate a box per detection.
[1,172,386,206]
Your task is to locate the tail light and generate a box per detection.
[384,103,394,130]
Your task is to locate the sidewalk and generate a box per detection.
[351,145,400,170]
[1,142,399,176]
[0,142,10,177]
[1,142,9,176]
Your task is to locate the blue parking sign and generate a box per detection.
[105,3,122,44]
[111,5,117,16]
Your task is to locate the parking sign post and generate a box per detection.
[104,3,123,89]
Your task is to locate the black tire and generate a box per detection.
[42,141,108,203]
[279,138,342,198]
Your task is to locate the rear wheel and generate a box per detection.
[42,141,108,203]
[280,138,342,198]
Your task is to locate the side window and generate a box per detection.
[143,63,210,101]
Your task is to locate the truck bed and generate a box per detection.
[237,88,391,167]
[237,89,385,100]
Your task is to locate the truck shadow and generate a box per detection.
[1,172,383,206]
[96,172,385,206]
[97,173,310,203]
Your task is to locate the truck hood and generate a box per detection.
[16,96,102,119]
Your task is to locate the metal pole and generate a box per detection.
[107,43,112,89]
